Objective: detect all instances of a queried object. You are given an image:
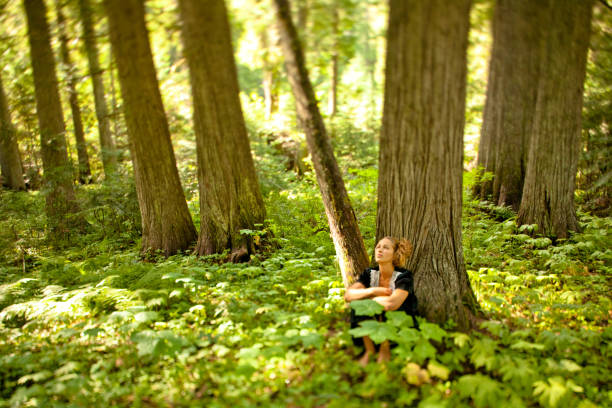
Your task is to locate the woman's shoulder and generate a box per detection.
[394,267,413,278]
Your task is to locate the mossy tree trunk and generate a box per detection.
[55,0,92,184]
[517,0,593,239]
[0,71,26,191]
[178,0,266,261]
[273,0,370,287]
[78,0,117,178]
[24,0,84,237]
[376,0,478,331]
[104,0,196,255]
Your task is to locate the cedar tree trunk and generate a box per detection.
[0,71,25,190]
[273,0,370,287]
[473,2,501,200]
[178,0,266,260]
[104,0,196,255]
[377,0,478,330]
[517,0,593,239]
[56,0,92,184]
[24,0,84,236]
[490,0,541,210]
[79,0,117,177]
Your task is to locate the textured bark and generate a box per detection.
[79,0,117,177]
[104,0,196,255]
[273,0,369,287]
[178,0,266,259]
[24,0,84,236]
[0,71,26,190]
[479,0,542,210]
[327,3,339,117]
[56,0,92,184]
[377,0,478,330]
[517,0,593,239]
[473,2,501,200]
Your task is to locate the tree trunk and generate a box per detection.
[259,29,278,120]
[104,0,196,255]
[272,0,369,287]
[24,0,84,237]
[473,2,501,200]
[377,0,478,331]
[178,0,266,260]
[517,0,593,239]
[327,4,338,118]
[55,0,92,184]
[0,71,26,190]
[79,0,117,177]
[481,0,541,210]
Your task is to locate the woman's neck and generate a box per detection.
[379,262,394,278]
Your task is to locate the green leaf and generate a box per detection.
[510,340,546,351]
[350,299,384,316]
[427,360,450,380]
[133,311,159,324]
[456,374,505,408]
[412,339,437,363]
[385,311,411,327]
[420,322,447,342]
[348,320,397,343]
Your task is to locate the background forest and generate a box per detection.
[0,0,610,407]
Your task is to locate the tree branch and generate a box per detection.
[600,0,612,11]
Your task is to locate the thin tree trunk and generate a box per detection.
[24,0,84,237]
[260,29,278,120]
[517,0,593,239]
[55,0,92,184]
[474,2,501,200]
[78,0,117,177]
[377,0,478,331]
[0,71,26,190]
[178,0,266,260]
[327,5,338,118]
[272,0,369,287]
[104,0,196,255]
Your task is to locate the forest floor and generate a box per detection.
[0,134,610,407]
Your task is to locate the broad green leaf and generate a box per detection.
[427,361,450,380]
[412,339,437,363]
[420,322,447,342]
[350,299,384,316]
[133,311,159,324]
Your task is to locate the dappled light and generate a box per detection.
[0,0,610,406]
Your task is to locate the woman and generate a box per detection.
[344,236,414,366]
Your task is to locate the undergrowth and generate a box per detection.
[0,130,610,407]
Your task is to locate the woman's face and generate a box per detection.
[375,238,395,264]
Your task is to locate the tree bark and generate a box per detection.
[327,4,339,118]
[178,0,266,260]
[24,0,84,237]
[55,0,92,184]
[0,71,26,190]
[377,0,478,330]
[272,0,370,287]
[490,0,541,210]
[517,0,593,239]
[473,2,501,200]
[104,0,196,255]
[78,0,117,178]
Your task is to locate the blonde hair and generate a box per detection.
[381,236,413,267]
